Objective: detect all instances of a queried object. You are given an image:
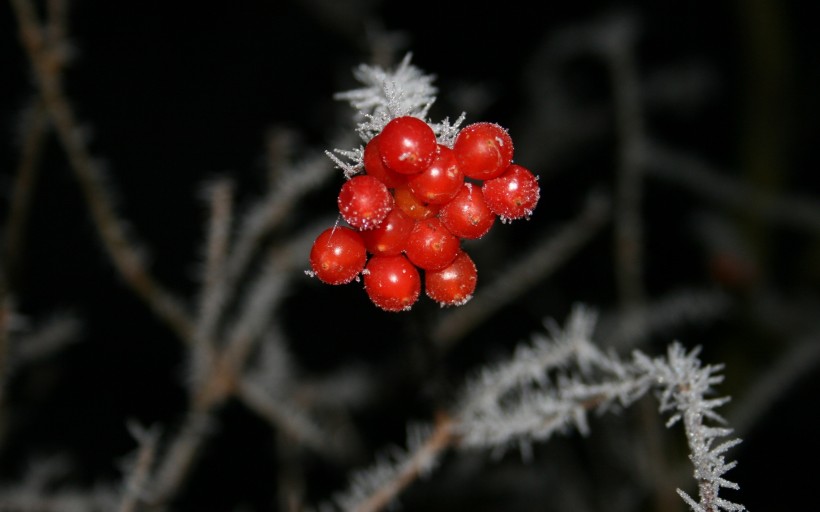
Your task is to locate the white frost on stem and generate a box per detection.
[454,306,746,511]
[642,344,747,512]
[327,53,464,178]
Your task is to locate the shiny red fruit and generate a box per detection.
[337,174,394,230]
[363,135,409,188]
[407,145,464,205]
[404,217,460,271]
[378,116,438,175]
[438,182,496,239]
[309,226,367,285]
[360,207,414,256]
[425,250,478,307]
[363,254,421,312]
[481,164,540,220]
[453,122,514,180]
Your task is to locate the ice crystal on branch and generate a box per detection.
[644,344,748,512]
[452,306,746,511]
[453,306,651,451]
[327,53,464,178]
[334,53,437,127]
[316,307,748,512]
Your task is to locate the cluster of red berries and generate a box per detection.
[308,116,540,312]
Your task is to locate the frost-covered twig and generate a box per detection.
[322,418,455,512]
[8,312,82,367]
[319,306,746,512]
[226,147,339,290]
[595,287,731,351]
[143,411,215,506]
[0,308,81,442]
[642,344,746,511]
[335,53,437,122]
[454,306,648,451]
[0,455,118,511]
[326,53,464,178]
[190,179,235,388]
[4,100,48,286]
[236,377,349,457]
[10,0,194,343]
[645,142,820,234]
[118,422,159,512]
[598,14,648,316]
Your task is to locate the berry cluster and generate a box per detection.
[309,116,540,312]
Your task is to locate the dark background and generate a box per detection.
[1,0,819,510]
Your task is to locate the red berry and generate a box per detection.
[363,254,421,312]
[481,164,540,220]
[378,116,438,175]
[309,226,367,285]
[359,207,414,256]
[453,122,514,180]
[337,174,394,230]
[425,250,477,307]
[393,183,441,220]
[404,217,460,271]
[363,135,408,188]
[407,145,464,205]
[438,182,496,239]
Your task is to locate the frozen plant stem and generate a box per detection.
[190,180,235,388]
[600,22,680,510]
[603,17,648,315]
[645,142,820,235]
[660,346,746,512]
[224,147,339,296]
[118,423,159,512]
[3,100,48,290]
[350,416,456,512]
[322,307,747,512]
[10,0,195,343]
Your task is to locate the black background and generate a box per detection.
[2,0,819,510]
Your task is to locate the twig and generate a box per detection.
[335,415,456,512]
[0,298,11,409]
[729,328,820,439]
[190,179,235,387]
[144,412,214,507]
[3,100,48,289]
[10,0,194,343]
[644,142,820,235]
[118,422,160,512]
[236,378,343,457]
[9,312,81,366]
[224,148,339,301]
[332,308,747,512]
[595,288,731,351]
[601,15,648,314]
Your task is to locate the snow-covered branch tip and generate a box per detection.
[313,306,747,512]
[643,343,748,512]
[453,305,747,511]
[326,53,464,178]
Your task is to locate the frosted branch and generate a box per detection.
[645,142,820,234]
[314,301,748,512]
[318,418,454,512]
[10,0,194,343]
[327,53,465,177]
[118,422,159,512]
